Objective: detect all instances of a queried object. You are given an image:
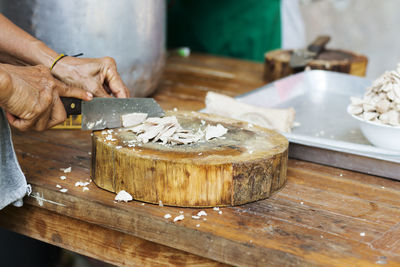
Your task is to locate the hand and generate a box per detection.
[51,56,130,98]
[0,64,93,131]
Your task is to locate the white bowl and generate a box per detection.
[349,113,400,151]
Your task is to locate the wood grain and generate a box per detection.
[264,49,368,83]
[0,205,227,267]
[3,53,400,266]
[92,111,288,207]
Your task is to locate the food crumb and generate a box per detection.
[75,181,90,187]
[159,200,164,207]
[174,215,184,222]
[218,211,222,215]
[56,184,62,188]
[63,167,72,173]
[115,190,133,202]
[60,176,66,180]
[300,202,304,205]
[82,187,89,192]
[88,152,91,155]
[213,207,219,211]
[141,203,145,206]
[203,218,207,221]
[164,214,172,219]
[60,188,68,193]
[360,232,366,237]
[196,224,200,227]
[197,211,207,217]
[192,215,200,220]
[376,256,388,265]
[179,211,184,214]
[116,146,122,149]
[173,107,178,112]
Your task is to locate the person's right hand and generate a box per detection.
[0,64,93,131]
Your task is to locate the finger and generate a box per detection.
[87,80,112,98]
[105,67,130,98]
[33,105,53,131]
[54,79,93,101]
[47,95,67,129]
[5,111,17,125]
[6,111,34,131]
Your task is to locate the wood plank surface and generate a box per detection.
[2,53,400,266]
[0,205,227,267]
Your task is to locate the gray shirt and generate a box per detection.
[0,109,28,210]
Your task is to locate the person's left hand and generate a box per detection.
[51,56,130,98]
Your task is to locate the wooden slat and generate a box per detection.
[12,133,91,170]
[240,198,388,243]
[371,223,400,252]
[287,160,400,204]
[12,129,92,152]
[0,205,227,267]
[276,182,400,226]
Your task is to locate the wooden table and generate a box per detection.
[1,54,400,266]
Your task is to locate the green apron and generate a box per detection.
[167,0,281,62]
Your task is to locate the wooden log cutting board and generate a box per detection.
[264,49,368,83]
[91,111,288,207]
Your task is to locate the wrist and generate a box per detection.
[29,40,58,68]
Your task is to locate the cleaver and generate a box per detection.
[289,35,331,69]
[61,97,165,130]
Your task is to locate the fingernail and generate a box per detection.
[87,92,93,100]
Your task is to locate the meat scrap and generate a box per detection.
[348,64,400,126]
[121,113,148,127]
[115,190,133,202]
[205,124,228,140]
[124,116,226,145]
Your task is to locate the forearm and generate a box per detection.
[0,65,13,108]
[0,14,58,68]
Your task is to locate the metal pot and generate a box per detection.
[0,0,166,97]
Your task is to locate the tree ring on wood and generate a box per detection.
[91,111,288,207]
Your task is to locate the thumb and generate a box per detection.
[55,79,93,101]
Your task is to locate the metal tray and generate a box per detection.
[236,70,400,180]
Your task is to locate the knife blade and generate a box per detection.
[289,35,331,69]
[60,97,165,130]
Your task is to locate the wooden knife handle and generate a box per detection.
[308,35,331,54]
[60,97,82,116]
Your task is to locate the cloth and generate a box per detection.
[0,108,28,210]
[167,0,281,62]
[204,92,295,133]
